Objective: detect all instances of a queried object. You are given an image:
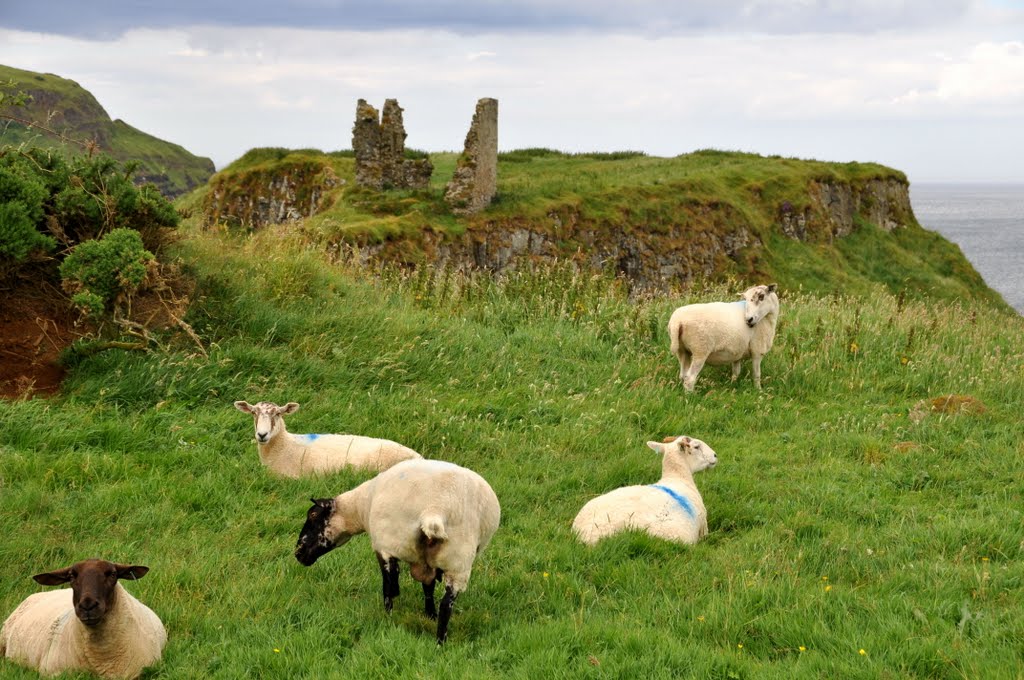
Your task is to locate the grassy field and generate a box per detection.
[1,221,1022,678]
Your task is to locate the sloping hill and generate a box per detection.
[0,63,214,197]
[190,147,1008,309]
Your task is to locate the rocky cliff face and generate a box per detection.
[202,160,340,229]
[342,176,914,290]
[781,178,913,241]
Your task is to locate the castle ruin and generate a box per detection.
[352,98,432,190]
[444,98,498,215]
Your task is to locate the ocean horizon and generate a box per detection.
[910,182,1024,314]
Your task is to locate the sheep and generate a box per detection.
[294,458,501,644]
[572,435,718,546]
[668,283,780,391]
[234,400,421,478]
[1,559,166,680]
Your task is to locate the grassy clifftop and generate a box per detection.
[0,63,214,197]
[192,147,1007,310]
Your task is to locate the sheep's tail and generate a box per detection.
[420,511,448,543]
[670,319,684,355]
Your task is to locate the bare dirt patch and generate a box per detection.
[0,275,83,399]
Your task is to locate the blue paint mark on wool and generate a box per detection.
[650,485,696,519]
[299,434,322,442]
[732,300,747,309]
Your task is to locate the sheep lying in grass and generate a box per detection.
[294,458,501,644]
[234,400,421,478]
[1,559,166,680]
[668,284,780,391]
[572,436,718,546]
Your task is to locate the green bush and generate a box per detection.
[0,153,56,264]
[59,227,155,318]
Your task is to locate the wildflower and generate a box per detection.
[982,557,989,562]
[799,646,806,652]
[821,576,828,581]
[697,615,705,622]
[737,643,744,649]
[825,585,832,592]
[273,648,281,653]
[859,649,866,656]
[849,341,859,354]
[543,572,549,579]
[900,356,909,365]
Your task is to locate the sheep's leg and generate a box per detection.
[423,568,444,620]
[436,583,459,645]
[376,553,401,613]
[676,349,691,383]
[751,354,763,389]
[731,361,742,382]
[683,356,707,392]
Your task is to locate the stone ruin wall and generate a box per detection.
[444,98,498,215]
[353,98,432,190]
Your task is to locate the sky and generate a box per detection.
[1,1,1023,183]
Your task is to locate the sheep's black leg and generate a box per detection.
[435,583,458,645]
[376,554,400,613]
[423,568,444,620]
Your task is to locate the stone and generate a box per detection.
[445,98,498,215]
[352,98,432,190]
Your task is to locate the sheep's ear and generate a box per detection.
[767,283,778,293]
[280,402,300,415]
[114,564,149,581]
[33,568,73,586]
[681,436,693,449]
[646,441,664,454]
[234,401,253,413]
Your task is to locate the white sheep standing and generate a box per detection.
[234,400,421,478]
[1,559,166,679]
[668,283,780,391]
[294,458,501,644]
[572,435,718,546]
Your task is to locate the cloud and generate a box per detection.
[1,0,982,40]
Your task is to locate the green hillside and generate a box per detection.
[1,220,1021,677]
[0,64,214,197]
[193,147,1008,310]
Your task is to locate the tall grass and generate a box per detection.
[1,225,1021,678]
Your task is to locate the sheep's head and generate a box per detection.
[32,559,149,627]
[739,283,779,328]
[234,400,299,444]
[294,497,354,566]
[647,436,718,473]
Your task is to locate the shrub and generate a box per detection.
[59,227,156,319]
[0,153,56,266]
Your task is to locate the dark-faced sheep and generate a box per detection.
[294,459,500,644]
[1,559,166,679]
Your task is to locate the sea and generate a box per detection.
[910,183,1024,315]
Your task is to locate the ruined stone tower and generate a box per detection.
[352,98,432,190]
[444,98,498,215]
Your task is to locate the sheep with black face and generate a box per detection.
[294,459,500,644]
[1,559,166,679]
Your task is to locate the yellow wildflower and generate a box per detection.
[825,585,832,592]
[859,649,866,656]
[799,646,806,652]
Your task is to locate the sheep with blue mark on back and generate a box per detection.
[234,400,421,478]
[572,436,718,546]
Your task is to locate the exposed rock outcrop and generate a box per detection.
[445,98,498,215]
[779,178,912,241]
[352,98,432,190]
[202,160,340,230]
